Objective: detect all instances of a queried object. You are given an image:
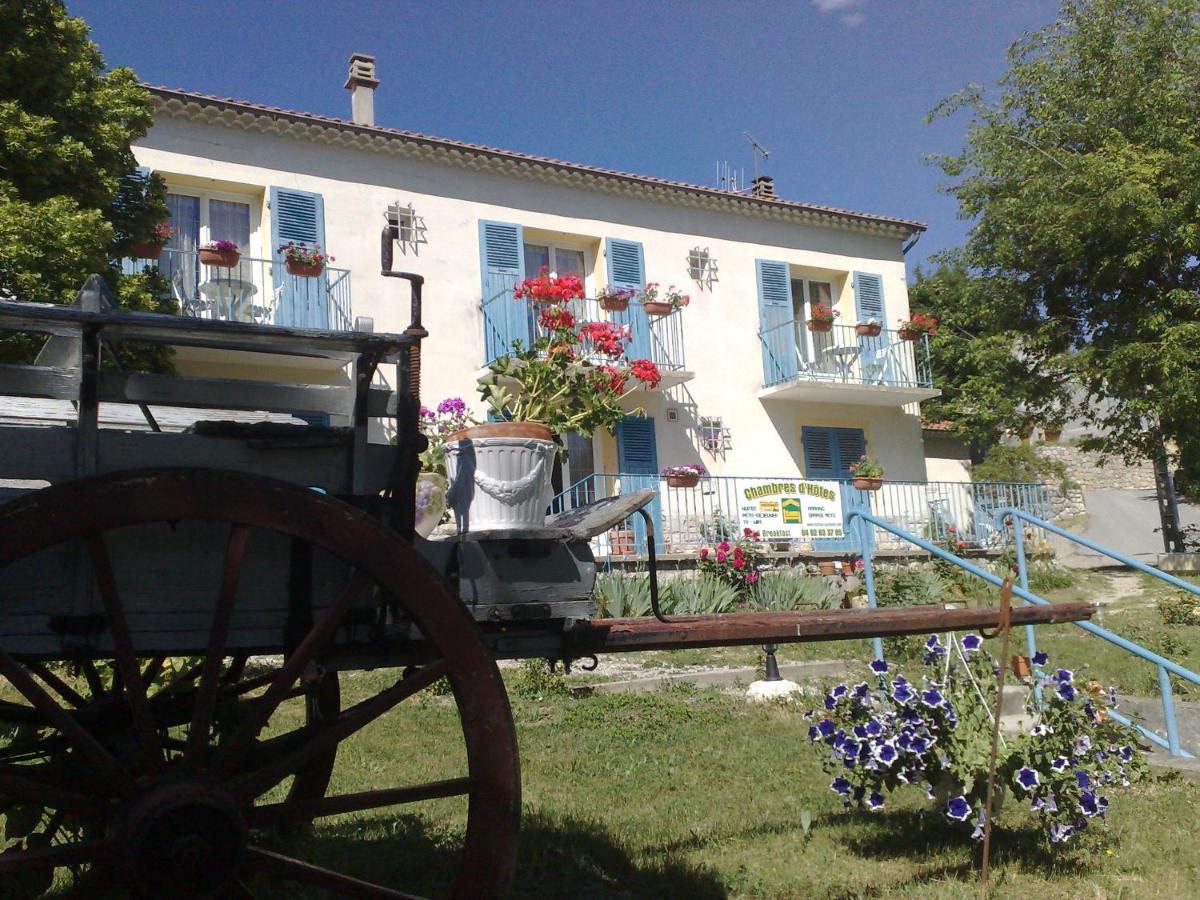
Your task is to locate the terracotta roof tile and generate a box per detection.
[145,85,926,235]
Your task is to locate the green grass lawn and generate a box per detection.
[267,669,1200,899]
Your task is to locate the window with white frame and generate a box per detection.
[161,188,260,304]
[791,277,835,364]
[522,239,588,338]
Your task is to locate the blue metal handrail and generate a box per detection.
[849,508,1200,757]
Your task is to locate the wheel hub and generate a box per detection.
[114,779,246,897]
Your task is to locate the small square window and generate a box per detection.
[386,201,428,253]
[700,416,730,454]
[687,246,717,287]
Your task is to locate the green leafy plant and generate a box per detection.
[1158,592,1200,626]
[972,445,1076,492]
[662,574,739,615]
[508,658,568,699]
[697,528,766,597]
[848,454,884,479]
[594,572,652,618]
[753,570,838,611]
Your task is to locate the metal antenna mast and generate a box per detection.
[743,132,770,181]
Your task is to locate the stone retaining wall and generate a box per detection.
[1036,443,1156,491]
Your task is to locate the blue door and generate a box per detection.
[802,426,872,553]
[616,416,662,553]
[270,187,328,329]
[479,220,527,362]
[853,272,891,385]
[605,238,651,361]
[757,260,797,385]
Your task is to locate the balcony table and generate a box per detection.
[199,277,259,323]
[824,344,861,382]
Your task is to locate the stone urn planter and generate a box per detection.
[444,422,557,533]
[852,476,883,491]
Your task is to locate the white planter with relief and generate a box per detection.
[444,422,556,532]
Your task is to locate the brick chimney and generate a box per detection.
[344,53,379,126]
[750,175,776,199]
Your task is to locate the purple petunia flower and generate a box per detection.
[892,681,915,704]
[1079,791,1101,817]
[1016,767,1040,791]
[1074,735,1092,755]
[870,658,888,674]
[1119,745,1133,763]
[1057,682,1076,702]
[946,795,971,822]
[824,695,837,710]
[962,634,982,652]
[873,742,898,766]
[1032,651,1049,666]
[830,776,851,796]
[867,790,884,811]
[1051,756,1069,773]
[1075,770,1090,789]
[865,719,884,737]
[818,719,835,736]
[1049,822,1073,843]
[832,684,848,698]
[1031,723,1053,737]
[971,808,986,841]
[921,688,945,709]
[1056,668,1073,684]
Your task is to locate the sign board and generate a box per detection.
[736,479,844,540]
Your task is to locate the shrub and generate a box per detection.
[872,568,953,660]
[594,573,651,618]
[1158,592,1200,626]
[753,570,838,611]
[508,658,568,699]
[972,445,1076,492]
[805,641,1145,847]
[663,574,739,615]
[698,528,766,596]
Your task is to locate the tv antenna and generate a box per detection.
[744,132,771,180]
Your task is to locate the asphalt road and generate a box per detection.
[1053,489,1200,566]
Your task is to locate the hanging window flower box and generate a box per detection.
[131,223,175,260]
[198,240,241,268]
[896,313,938,341]
[662,464,706,489]
[807,303,839,333]
[597,286,635,312]
[279,242,333,277]
[848,454,884,491]
[855,319,882,337]
[639,282,689,316]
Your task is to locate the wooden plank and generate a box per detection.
[0,300,414,358]
[0,364,80,400]
[96,371,364,418]
[546,490,656,539]
[566,602,1096,654]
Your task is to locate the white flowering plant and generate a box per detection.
[806,637,1145,847]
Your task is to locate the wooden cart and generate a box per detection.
[0,272,1092,898]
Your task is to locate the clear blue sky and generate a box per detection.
[68,0,1061,273]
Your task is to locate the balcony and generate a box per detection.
[553,474,1051,561]
[122,247,353,332]
[757,322,938,406]
[481,294,692,389]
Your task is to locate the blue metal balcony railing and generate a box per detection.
[121,247,353,331]
[481,294,687,372]
[552,474,1050,557]
[758,321,933,390]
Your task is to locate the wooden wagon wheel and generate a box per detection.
[0,469,520,898]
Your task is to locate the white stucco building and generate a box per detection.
[122,55,1036,554]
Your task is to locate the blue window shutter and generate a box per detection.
[616,416,658,473]
[479,220,526,363]
[802,426,866,478]
[852,272,886,325]
[757,259,796,384]
[605,238,649,358]
[270,186,328,328]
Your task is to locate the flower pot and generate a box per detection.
[666,473,701,489]
[285,259,325,278]
[852,476,883,491]
[199,248,241,268]
[807,319,834,333]
[643,301,674,316]
[1043,426,1063,443]
[610,527,636,556]
[414,472,447,539]
[1011,654,1032,678]
[599,297,630,312]
[444,422,557,533]
[898,328,921,342]
[818,560,839,576]
[131,242,164,261]
[855,322,882,337]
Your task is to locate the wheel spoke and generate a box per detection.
[140,656,165,685]
[78,659,106,699]
[234,659,448,800]
[0,649,131,797]
[19,660,88,709]
[0,764,99,811]
[244,845,425,899]
[186,524,249,766]
[0,837,109,875]
[214,571,374,775]
[85,534,161,770]
[248,777,471,830]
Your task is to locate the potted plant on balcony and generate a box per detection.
[896,313,938,341]
[640,282,689,317]
[597,285,636,313]
[452,287,662,533]
[807,303,839,333]
[513,266,585,306]
[855,318,882,338]
[849,454,884,491]
[662,463,706,489]
[279,241,334,277]
[131,223,174,260]
[198,239,241,268]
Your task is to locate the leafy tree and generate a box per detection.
[0,0,173,364]
[927,0,1200,468]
